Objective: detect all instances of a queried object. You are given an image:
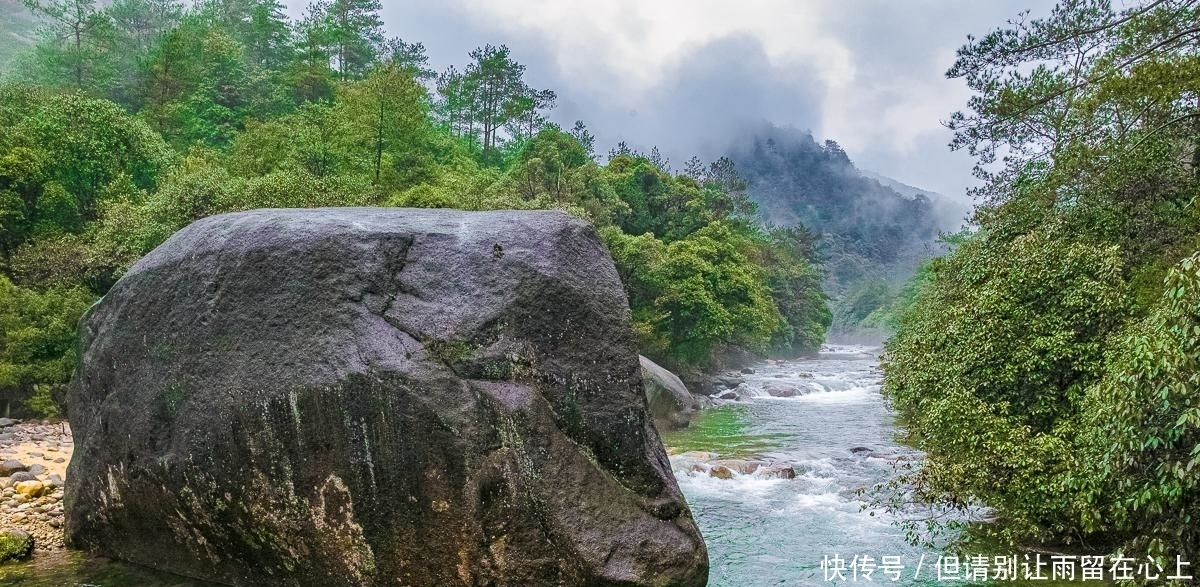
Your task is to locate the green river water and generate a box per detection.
[0,345,1107,586]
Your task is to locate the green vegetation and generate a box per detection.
[881,0,1200,563]
[0,0,829,416]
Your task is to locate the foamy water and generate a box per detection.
[663,345,946,586]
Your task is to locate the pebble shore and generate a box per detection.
[0,419,71,553]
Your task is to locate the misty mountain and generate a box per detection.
[0,0,37,71]
[726,124,954,337]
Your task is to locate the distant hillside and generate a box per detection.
[0,0,38,73]
[725,124,953,339]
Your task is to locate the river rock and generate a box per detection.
[65,208,707,587]
[713,389,740,401]
[758,465,796,480]
[740,368,755,375]
[640,355,701,431]
[715,375,744,389]
[0,460,26,476]
[765,383,802,398]
[707,465,733,480]
[0,418,15,428]
[712,460,765,475]
[9,472,37,483]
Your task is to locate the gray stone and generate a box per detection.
[26,464,45,475]
[640,355,701,431]
[65,208,707,587]
[714,389,740,401]
[0,461,26,476]
[765,384,802,398]
[715,375,744,389]
[8,472,36,483]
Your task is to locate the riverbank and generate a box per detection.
[0,420,71,554]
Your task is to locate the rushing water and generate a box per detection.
[662,344,953,587]
[662,344,1109,587]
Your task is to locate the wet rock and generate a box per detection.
[714,389,740,401]
[640,355,701,431]
[0,461,26,476]
[715,375,744,389]
[850,446,872,454]
[765,384,802,398]
[0,529,33,561]
[759,465,796,480]
[712,460,766,475]
[740,367,755,375]
[66,208,707,587]
[0,418,16,428]
[678,371,719,397]
[708,465,733,480]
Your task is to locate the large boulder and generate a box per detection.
[65,208,707,587]
[639,356,700,430]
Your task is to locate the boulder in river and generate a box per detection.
[65,208,707,587]
[640,355,700,430]
[764,383,803,398]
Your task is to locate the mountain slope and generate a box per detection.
[726,124,952,338]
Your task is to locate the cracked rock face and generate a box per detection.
[64,208,707,587]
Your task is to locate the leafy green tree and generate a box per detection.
[761,225,829,355]
[142,18,267,146]
[307,0,383,81]
[0,275,95,417]
[604,222,785,366]
[881,0,1200,554]
[463,44,527,162]
[104,0,183,107]
[1076,252,1200,563]
[197,0,292,70]
[338,61,433,186]
[21,0,119,92]
[7,90,171,222]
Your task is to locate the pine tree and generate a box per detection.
[21,0,118,92]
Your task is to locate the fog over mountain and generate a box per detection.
[283,0,1054,200]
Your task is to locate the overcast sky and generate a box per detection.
[287,1,1051,199]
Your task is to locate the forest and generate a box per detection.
[880,0,1200,567]
[0,0,832,418]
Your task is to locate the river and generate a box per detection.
[663,344,953,587]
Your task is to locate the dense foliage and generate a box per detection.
[0,0,829,416]
[882,0,1200,563]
